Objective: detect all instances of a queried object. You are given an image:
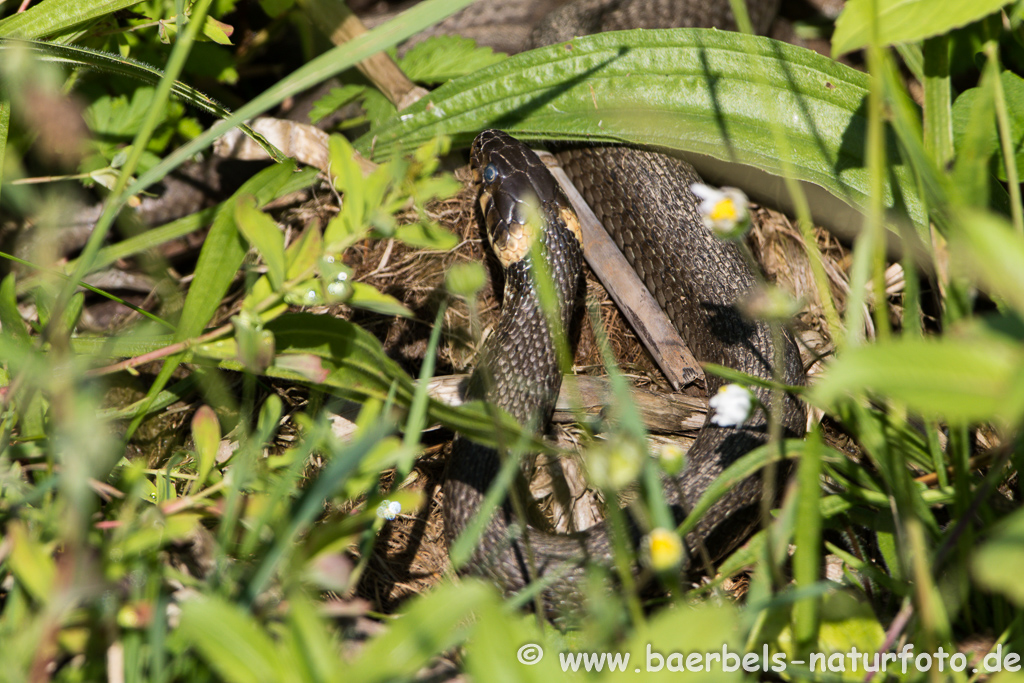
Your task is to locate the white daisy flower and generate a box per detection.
[691,183,751,240]
[709,384,754,427]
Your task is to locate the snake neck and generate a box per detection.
[467,211,584,429]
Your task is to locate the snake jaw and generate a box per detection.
[481,189,542,270]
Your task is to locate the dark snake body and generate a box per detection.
[442,0,806,616]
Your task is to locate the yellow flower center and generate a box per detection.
[647,528,683,571]
[710,197,738,222]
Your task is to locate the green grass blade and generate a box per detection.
[0,97,8,206]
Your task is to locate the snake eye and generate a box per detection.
[482,164,499,184]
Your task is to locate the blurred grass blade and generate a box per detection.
[191,405,220,491]
[948,208,1024,312]
[245,420,387,602]
[0,98,8,204]
[677,439,805,538]
[177,596,287,683]
[193,312,549,452]
[792,425,823,654]
[28,167,318,295]
[972,507,1024,606]
[832,0,1014,57]
[347,580,492,681]
[0,0,145,38]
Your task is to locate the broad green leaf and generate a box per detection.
[972,507,1024,606]
[810,335,1024,424]
[282,596,341,683]
[259,0,295,18]
[951,63,1002,208]
[346,282,413,317]
[176,162,296,341]
[235,197,286,291]
[196,312,414,404]
[0,0,145,39]
[832,0,1013,56]
[118,511,201,556]
[394,221,460,250]
[177,596,288,683]
[358,29,925,230]
[399,35,507,84]
[952,70,1024,185]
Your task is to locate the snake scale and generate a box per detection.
[441,0,807,616]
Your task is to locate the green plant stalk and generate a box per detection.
[922,35,953,168]
[907,516,955,659]
[864,0,891,343]
[0,98,8,207]
[725,0,754,34]
[985,41,1024,234]
[400,303,447,476]
[894,43,924,83]
[587,300,651,627]
[727,13,843,345]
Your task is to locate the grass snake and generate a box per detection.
[441,0,807,617]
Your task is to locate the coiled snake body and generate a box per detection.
[442,1,806,616]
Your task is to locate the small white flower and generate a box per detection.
[376,499,401,521]
[691,183,750,239]
[709,384,754,427]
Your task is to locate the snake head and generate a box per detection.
[471,130,557,270]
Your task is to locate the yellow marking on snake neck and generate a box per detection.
[559,205,583,245]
